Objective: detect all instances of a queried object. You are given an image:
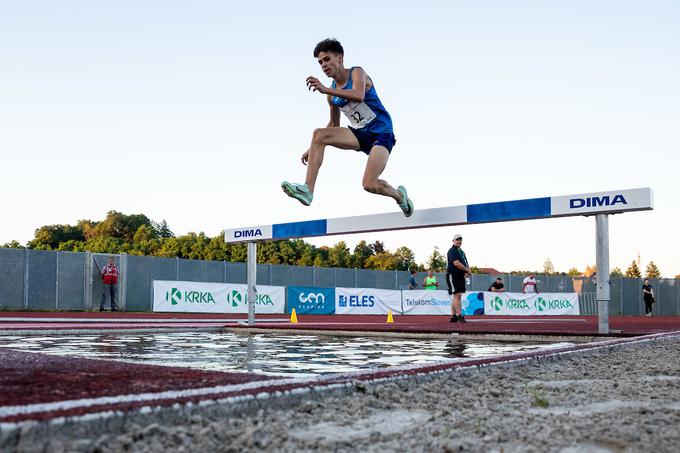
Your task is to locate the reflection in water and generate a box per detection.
[0,333,568,378]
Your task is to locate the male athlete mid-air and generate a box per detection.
[282,38,414,217]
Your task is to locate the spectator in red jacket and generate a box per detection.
[100,257,119,312]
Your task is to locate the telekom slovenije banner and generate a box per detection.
[335,287,402,315]
[484,292,580,315]
[401,290,485,316]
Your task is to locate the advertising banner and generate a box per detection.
[484,292,580,316]
[224,284,285,314]
[401,290,450,315]
[335,287,402,315]
[153,281,285,314]
[153,280,229,313]
[402,290,485,316]
[286,286,336,314]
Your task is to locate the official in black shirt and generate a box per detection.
[446,234,471,323]
[488,277,505,292]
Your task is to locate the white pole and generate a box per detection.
[596,214,610,334]
[247,242,257,326]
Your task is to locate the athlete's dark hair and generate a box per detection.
[313,38,344,57]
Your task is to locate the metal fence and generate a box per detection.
[0,247,677,315]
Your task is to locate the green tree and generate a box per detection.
[328,241,351,268]
[427,247,447,271]
[351,240,374,268]
[625,260,642,278]
[371,240,385,254]
[57,240,87,252]
[203,236,230,261]
[393,246,416,271]
[645,261,661,279]
[78,219,99,241]
[28,224,84,250]
[258,241,282,264]
[313,246,329,267]
[610,267,624,278]
[84,236,127,254]
[90,211,153,242]
[2,240,23,248]
[364,252,399,270]
[154,220,175,238]
[567,267,581,276]
[133,225,158,243]
[543,258,555,275]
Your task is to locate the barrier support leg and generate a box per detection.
[247,242,257,326]
[596,214,610,334]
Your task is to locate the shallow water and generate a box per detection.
[0,332,569,377]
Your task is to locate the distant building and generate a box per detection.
[476,267,504,275]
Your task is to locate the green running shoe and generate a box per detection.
[281,181,313,206]
[397,185,414,217]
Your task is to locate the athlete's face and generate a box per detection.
[316,51,343,78]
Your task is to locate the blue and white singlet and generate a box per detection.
[330,67,393,134]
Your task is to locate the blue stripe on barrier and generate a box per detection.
[467,197,551,223]
[273,219,327,239]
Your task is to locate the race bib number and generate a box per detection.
[340,101,376,128]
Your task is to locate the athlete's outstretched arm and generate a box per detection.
[307,67,367,102]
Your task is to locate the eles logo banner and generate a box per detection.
[286,286,335,314]
[335,287,402,315]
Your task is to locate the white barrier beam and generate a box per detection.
[225,187,653,243]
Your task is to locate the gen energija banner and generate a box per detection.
[287,286,336,314]
[484,292,580,315]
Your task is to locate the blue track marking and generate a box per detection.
[467,197,551,223]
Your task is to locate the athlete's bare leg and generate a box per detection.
[361,145,403,204]
[452,293,462,316]
[303,127,359,193]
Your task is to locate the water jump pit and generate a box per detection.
[1,312,680,451]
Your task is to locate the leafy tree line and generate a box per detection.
[0,211,426,271]
[1,211,675,277]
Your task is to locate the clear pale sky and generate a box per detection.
[1,1,678,276]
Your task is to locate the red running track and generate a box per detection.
[2,312,680,336]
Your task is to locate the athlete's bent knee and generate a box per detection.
[363,181,380,194]
[312,128,331,144]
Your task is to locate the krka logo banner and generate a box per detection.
[484,292,580,316]
[153,281,286,314]
[224,284,285,314]
[153,280,230,313]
